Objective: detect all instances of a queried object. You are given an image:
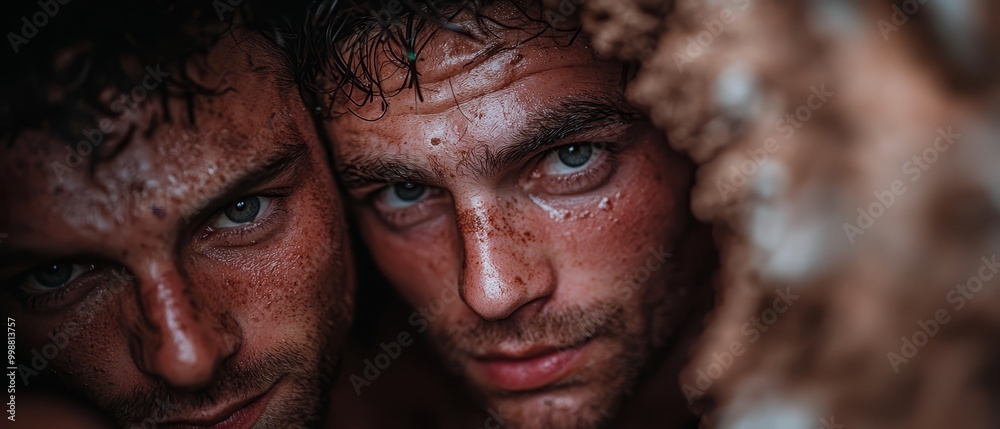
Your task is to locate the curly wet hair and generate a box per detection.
[0,0,311,147]
[303,0,582,118]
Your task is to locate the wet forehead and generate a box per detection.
[0,46,303,251]
[348,24,604,117]
[333,33,622,180]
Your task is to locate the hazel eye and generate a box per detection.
[210,195,272,228]
[21,263,93,293]
[379,182,429,208]
[544,143,604,174]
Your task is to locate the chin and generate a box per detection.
[482,379,627,429]
[455,336,648,429]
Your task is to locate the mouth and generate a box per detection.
[158,377,283,429]
[469,337,594,392]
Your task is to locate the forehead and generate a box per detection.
[333,22,623,166]
[346,14,613,114]
[0,35,304,248]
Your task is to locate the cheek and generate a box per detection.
[17,286,145,400]
[188,177,352,348]
[358,210,462,310]
[547,140,689,304]
[32,176,354,402]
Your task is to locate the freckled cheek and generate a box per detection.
[548,149,684,302]
[263,218,348,341]
[193,185,350,347]
[32,298,145,400]
[358,213,462,311]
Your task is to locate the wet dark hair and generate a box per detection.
[304,0,581,118]
[0,0,311,148]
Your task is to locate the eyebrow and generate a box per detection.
[0,133,312,269]
[339,158,437,190]
[459,95,638,179]
[183,140,312,224]
[338,94,638,189]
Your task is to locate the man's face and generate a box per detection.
[330,10,698,429]
[0,35,353,428]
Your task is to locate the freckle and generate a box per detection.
[430,138,441,146]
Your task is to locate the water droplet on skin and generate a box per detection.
[529,194,570,221]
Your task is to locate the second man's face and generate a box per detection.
[330,18,701,429]
[0,34,354,428]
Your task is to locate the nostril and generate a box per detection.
[130,316,241,391]
[513,297,548,318]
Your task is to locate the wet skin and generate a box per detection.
[329,8,708,429]
[0,33,353,428]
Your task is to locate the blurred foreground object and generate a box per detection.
[577,0,1000,428]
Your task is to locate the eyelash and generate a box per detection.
[533,143,618,195]
[7,262,113,312]
[4,190,296,312]
[21,273,87,311]
[360,141,622,229]
[366,187,448,230]
[198,192,290,247]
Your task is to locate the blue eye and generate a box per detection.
[21,263,92,292]
[558,144,593,167]
[545,143,604,175]
[380,182,428,208]
[210,195,272,228]
[393,182,426,201]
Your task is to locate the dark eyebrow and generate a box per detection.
[338,159,436,190]
[458,95,639,179]
[184,140,312,224]
[338,95,638,189]
[0,134,312,270]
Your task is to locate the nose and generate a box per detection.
[127,264,241,391]
[456,195,556,321]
